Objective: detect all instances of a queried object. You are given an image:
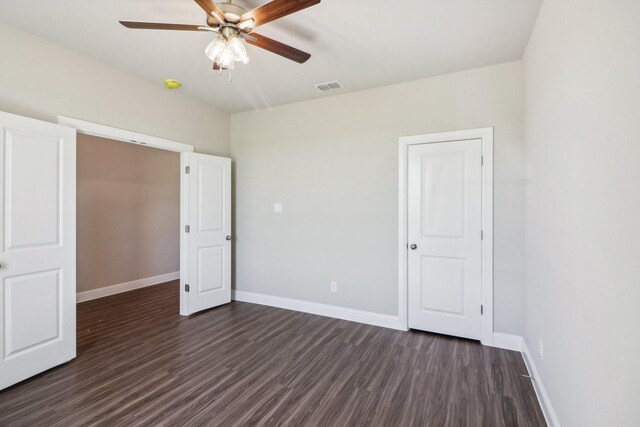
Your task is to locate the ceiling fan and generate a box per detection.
[120,0,320,71]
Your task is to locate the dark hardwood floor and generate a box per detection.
[0,281,545,426]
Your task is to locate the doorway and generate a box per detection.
[76,133,180,304]
[0,111,232,390]
[59,115,232,317]
[398,128,494,345]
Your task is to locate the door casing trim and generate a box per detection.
[398,127,494,345]
[57,116,195,316]
[57,116,195,153]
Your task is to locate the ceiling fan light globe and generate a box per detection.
[218,47,235,68]
[205,36,226,62]
[228,36,247,61]
[221,58,235,70]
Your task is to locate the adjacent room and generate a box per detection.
[0,1,638,426]
[76,134,181,304]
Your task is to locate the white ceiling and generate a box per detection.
[0,0,541,113]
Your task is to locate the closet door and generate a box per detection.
[180,152,231,315]
[407,139,483,340]
[0,111,76,390]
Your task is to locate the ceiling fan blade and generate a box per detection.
[120,21,209,31]
[241,0,320,28]
[245,32,311,63]
[194,0,226,25]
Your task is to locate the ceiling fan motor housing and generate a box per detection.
[206,2,248,27]
[220,26,240,39]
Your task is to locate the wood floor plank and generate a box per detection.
[0,281,546,426]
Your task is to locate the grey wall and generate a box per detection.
[0,23,229,156]
[77,134,180,292]
[231,61,525,334]
[523,1,640,425]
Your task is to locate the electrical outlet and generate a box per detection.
[330,281,338,293]
[273,203,283,213]
[538,338,544,360]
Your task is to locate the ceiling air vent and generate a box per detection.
[315,81,343,92]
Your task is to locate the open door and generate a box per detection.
[0,111,76,390]
[180,152,231,315]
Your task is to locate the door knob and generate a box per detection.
[226,235,232,241]
[410,244,417,250]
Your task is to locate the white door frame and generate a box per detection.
[398,127,494,346]
[57,116,195,315]
[57,116,195,153]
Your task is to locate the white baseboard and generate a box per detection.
[522,340,560,427]
[491,332,523,351]
[76,271,180,303]
[232,290,404,331]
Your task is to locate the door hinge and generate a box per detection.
[185,166,190,174]
[185,284,190,292]
[481,305,484,315]
[185,225,190,233]
[481,230,484,240]
[481,156,484,166]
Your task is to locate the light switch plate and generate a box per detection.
[273,203,283,213]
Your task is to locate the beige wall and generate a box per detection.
[523,1,640,425]
[524,0,640,427]
[231,61,524,334]
[77,134,180,292]
[0,23,229,156]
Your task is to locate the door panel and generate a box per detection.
[408,139,482,340]
[5,129,61,249]
[420,256,464,315]
[180,152,231,315]
[5,269,61,358]
[421,152,465,237]
[198,246,224,292]
[197,163,224,232]
[0,111,76,390]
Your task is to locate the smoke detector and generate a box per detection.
[164,79,182,90]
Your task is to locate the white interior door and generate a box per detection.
[0,111,76,390]
[407,139,482,340]
[180,152,231,315]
